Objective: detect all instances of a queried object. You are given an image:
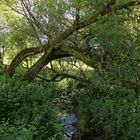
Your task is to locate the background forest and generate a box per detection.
[0,0,140,140]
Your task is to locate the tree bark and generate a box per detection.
[7,47,44,77]
[22,46,52,81]
[21,47,74,81]
[6,45,74,77]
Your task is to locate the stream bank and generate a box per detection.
[59,87,105,140]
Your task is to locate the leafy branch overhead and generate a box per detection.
[0,0,140,93]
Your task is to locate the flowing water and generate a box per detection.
[61,111,78,140]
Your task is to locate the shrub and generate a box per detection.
[77,88,140,140]
[0,75,64,140]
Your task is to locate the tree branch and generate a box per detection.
[7,0,140,81]
[6,47,44,77]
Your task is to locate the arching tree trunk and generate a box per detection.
[7,47,44,77]
[22,46,53,81]
[6,45,73,78]
[21,46,73,81]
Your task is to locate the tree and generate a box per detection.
[0,0,140,93]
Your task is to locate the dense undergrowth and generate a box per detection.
[0,75,63,140]
[76,87,140,140]
[0,74,140,140]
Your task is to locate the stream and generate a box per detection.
[61,111,79,140]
